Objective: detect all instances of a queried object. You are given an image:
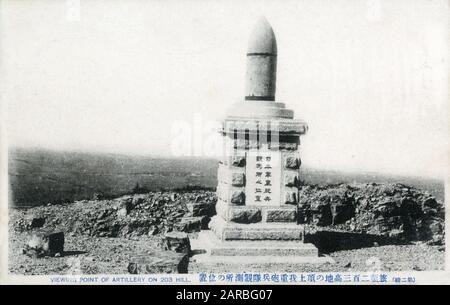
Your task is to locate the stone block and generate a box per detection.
[330,203,355,225]
[229,208,262,224]
[176,216,209,232]
[186,202,215,217]
[196,231,317,257]
[131,196,145,207]
[284,171,299,187]
[266,209,297,222]
[117,199,132,217]
[231,172,245,186]
[209,216,304,240]
[127,251,189,274]
[230,190,245,205]
[160,231,191,254]
[218,164,246,187]
[284,188,298,205]
[23,230,64,258]
[311,201,332,226]
[231,155,246,167]
[284,155,301,169]
[27,217,45,229]
[296,205,310,224]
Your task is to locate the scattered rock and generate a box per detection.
[117,198,132,218]
[23,230,64,258]
[311,201,332,226]
[160,232,191,254]
[10,184,443,245]
[149,227,159,236]
[186,202,215,217]
[28,217,45,229]
[127,251,189,274]
[175,216,208,232]
[298,183,444,244]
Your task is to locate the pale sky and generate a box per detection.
[1,0,448,179]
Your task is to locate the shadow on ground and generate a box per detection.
[305,230,408,254]
[62,250,87,257]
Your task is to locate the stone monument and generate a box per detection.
[192,17,330,267]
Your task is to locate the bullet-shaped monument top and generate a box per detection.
[245,17,277,101]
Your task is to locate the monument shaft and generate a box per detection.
[245,17,278,101]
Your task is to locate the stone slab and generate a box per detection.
[176,216,209,232]
[190,254,334,269]
[196,230,317,257]
[190,231,334,269]
[209,216,304,240]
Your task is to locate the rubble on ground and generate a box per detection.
[298,182,445,245]
[11,191,216,238]
[11,182,445,246]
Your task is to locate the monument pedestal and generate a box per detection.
[191,230,333,269]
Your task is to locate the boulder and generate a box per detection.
[23,230,64,258]
[186,202,215,217]
[160,231,191,254]
[127,250,189,274]
[131,196,145,207]
[372,197,403,218]
[310,201,332,226]
[422,197,439,209]
[175,216,208,232]
[330,202,354,225]
[28,217,45,229]
[117,198,132,217]
[296,204,310,224]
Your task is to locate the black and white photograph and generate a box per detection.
[0,0,448,286]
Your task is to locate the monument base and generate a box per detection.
[190,216,333,270]
[190,230,334,269]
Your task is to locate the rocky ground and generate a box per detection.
[8,183,445,274]
[9,233,444,274]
